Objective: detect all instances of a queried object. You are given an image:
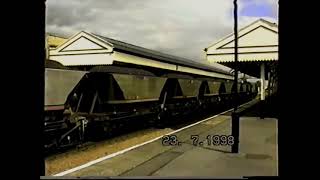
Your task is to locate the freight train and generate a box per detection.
[44,60,257,150]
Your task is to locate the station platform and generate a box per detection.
[57,103,278,177]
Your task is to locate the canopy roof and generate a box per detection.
[205,19,278,63]
[49,31,233,80]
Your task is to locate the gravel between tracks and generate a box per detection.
[45,128,173,175]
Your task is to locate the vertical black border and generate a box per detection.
[6,0,46,179]
[278,0,314,178]
[279,0,290,177]
[41,1,46,176]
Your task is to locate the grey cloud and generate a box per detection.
[46,1,97,32]
[46,0,277,63]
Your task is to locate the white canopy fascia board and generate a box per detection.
[50,53,114,66]
[50,49,111,56]
[113,51,233,79]
[207,53,278,63]
[209,46,278,54]
[50,31,114,55]
[177,66,233,80]
[112,51,177,71]
[206,20,278,51]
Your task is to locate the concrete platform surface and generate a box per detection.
[64,114,278,177]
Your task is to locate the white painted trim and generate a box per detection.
[53,101,253,176]
[45,68,88,73]
[50,31,113,55]
[50,54,114,66]
[50,49,111,56]
[177,66,233,80]
[207,53,278,63]
[205,20,278,63]
[211,46,278,54]
[260,63,265,100]
[61,37,105,52]
[206,19,278,50]
[112,51,177,71]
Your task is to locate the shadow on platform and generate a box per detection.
[243,94,278,119]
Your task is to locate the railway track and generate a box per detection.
[45,106,222,156]
[45,127,173,175]
[45,109,224,175]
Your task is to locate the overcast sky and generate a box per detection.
[46,0,277,63]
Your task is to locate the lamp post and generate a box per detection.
[233,0,238,112]
[231,0,239,153]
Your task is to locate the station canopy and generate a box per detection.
[49,31,234,80]
[204,19,278,78]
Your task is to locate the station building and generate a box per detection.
[204,18,278,100]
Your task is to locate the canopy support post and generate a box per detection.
[260,62,265,119]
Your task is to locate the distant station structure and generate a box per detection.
[45,33,68,59]
[46,33,68,49]
[204,19,278,100]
